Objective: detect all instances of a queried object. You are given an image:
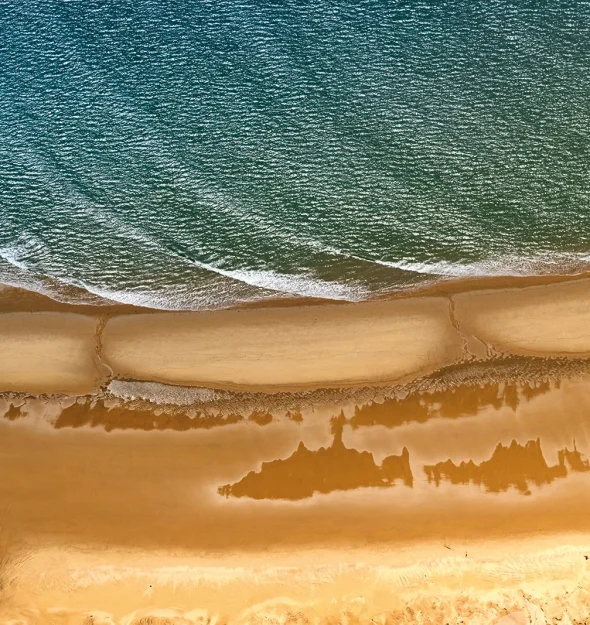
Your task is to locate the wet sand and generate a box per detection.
[2,376,590,623]
[2,278,590,623]
[1,276,590,393]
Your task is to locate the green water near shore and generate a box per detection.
[1,1,590,308]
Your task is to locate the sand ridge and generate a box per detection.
[100,297,464,390]
[2,277,590,395]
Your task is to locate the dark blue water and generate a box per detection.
[1,0,590,308]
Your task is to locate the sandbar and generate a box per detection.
[0,312,106,394]
[454,278,590,357]
[101,297,462,390]
[1,276,590,393]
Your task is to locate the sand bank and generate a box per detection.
[101,297,462,390]
[1,277,590,394]
[454,279,590,357]
[0,312,106,394]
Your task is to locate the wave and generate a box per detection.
[373,253,590,278]
[0,239,367,309]
[2,232,590,311]
[0,243,113,306]
[180,260,368,301]
[53,269,366,310]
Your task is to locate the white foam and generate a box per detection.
[72,269,366,309]
[38,254,368,309]
[0,243,110,305]
[0,246,29,271]
[108,380,220,405]
[188,262,368,301]
[3,230,590,312]
[0,231,52,271]
[372,253,590,278]
[68,282,251,310]
[0,223,367,309]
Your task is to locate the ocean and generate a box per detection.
[1,0,590,309]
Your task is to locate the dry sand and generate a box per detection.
[454,279,590,357]
[0,312,106,394]
[100,297,463,390]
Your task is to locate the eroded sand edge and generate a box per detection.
[0,278,589,394]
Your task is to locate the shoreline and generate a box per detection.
[3,269,590,315]
[1,275,590,395]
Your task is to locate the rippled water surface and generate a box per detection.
[1,1,590,308]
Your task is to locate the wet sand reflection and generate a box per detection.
[53,400,273,431]
[425,439,590,495]
[219,415,412,500]
[348,381,552,430]
[3,398,288,431]
[1,378,590,555]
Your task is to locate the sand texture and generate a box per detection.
[454,279,590,357]
[2,278,590,394]
[101,298,463,390]
[1,376,590,623]
[2,279,590,622]
[0,312,106,394]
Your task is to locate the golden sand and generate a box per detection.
[0,312,106,394]
[454,279,590,357]
[1,278,590,394]
[100,297,463,390]
[2,279,590,623]
[1,376,590,622]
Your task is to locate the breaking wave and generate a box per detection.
[2,234,590,311]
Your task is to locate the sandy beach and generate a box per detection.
[1,276,590,394]
[6,0,590,619]
[0,312,107,394]
[2,277,590,623]
[2,374,590,623]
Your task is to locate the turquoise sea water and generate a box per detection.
[1,1,590,309]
